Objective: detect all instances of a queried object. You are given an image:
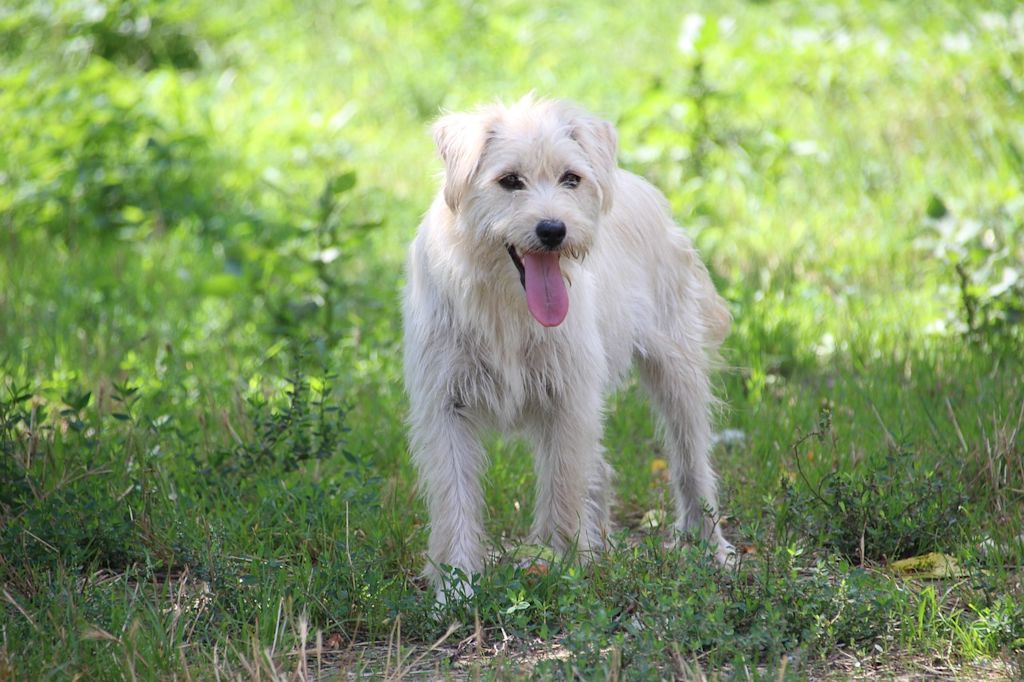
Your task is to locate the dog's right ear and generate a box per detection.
[433,112,491,212]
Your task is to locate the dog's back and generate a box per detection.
[593,169,731,356]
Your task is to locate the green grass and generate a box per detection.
[2,0,1023,678]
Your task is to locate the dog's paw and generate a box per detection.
[434,575,474,607]
[715,540,738,570]
[667,525,737,570]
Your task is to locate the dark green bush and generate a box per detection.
[780,447,969,563]
[0,60,232,242]
[0,383,148,578]
[1,482,144,575]
[1,0,209,70]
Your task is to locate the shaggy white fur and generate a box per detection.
[403,96,734,601]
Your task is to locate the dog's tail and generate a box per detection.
[701,292,731,350]
[686,248,730,350]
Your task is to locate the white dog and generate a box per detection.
[403,96,734,600]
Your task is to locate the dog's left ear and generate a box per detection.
[570,114,618,213]
[433,111,491,212]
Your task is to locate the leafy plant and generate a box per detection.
[0,383,147,580]
[193,358,353,480]
[779,408,969,564]
[0,58,229,243]
[920,194,1024,341]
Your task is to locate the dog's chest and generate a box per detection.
[457,323,585,427]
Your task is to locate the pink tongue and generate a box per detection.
[522,252,568,327]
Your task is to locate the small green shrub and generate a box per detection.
[219,172,377,345]
[920,194,1024,341]
[1,483,144,574]
[0,384,147,578]
[190,359,355,481]
[778,411,969,563]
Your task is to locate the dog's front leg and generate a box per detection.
[410,404,486,602]
[526,398,608,560]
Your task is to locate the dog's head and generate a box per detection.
[432,96,618,327]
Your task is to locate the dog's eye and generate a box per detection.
[560,171,581,189]
[498,173,526,191]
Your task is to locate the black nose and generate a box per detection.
[535,219,566,248]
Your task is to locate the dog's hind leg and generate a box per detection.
[638,343,734,565]
[409,403,487,602]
